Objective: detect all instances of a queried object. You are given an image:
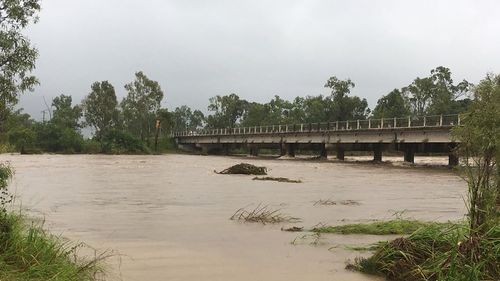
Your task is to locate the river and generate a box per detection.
[1,154,467,281]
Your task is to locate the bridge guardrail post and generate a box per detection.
[381,118,384,128]
[407,116,411,128]
[440,115,443,126]
[357,120,360,129]
[423,116,426,127]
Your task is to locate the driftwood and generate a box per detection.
[216,163,267,175]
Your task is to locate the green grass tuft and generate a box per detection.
[312,220,457,235]
[349,222,499,281]
[0,212,108,281]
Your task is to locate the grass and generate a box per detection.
[348,222,500,281]
[230,204,301,224]
[0,212,108,281]
[313,198,360,206]
[252,176,302,183]
[312,219,457,235]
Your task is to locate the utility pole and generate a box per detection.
[154,119,161,153]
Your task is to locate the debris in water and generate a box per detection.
[314,199,361,206]
[281,226,304,232]
[216,163,267,175]
[230,204,301,224]
[252,176,302,183]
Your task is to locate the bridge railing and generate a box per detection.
[173,114,461,137]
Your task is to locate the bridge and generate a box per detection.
[173,114,462,166]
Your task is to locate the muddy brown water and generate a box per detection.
[1,154,467,281]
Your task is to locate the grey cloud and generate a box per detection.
[19,0,500,119]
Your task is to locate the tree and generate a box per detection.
[0,0,40,132]
[206,93,247,128]
[453,73,499,234]
[51,94,82,130]
[324,76,369,121]
[82,81,119,141]
[403,67,472,116]
[121,71,164,141]
[171,105,205,131]
[372,89,411,118]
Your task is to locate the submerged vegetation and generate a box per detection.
[230,204,301,224]
[313,199,360,206]
[216,163,267,175]
[348,223,499,281]
[252,176,302,183]
[0,163,107,280]
[312,220,457,235]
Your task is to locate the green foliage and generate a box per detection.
[312,220,456,235]
[33,122,83,153]
[121,71,164,140]
[372,89,411,118]
[7,126,35,153]
[0,0,40,131]
[453,73,500,234]
[171,105,205,131]
[82,81,119,140]
[101,129,150,154]
[0,212,106,281]
[51,94,82,130]
[324,76,370,121]
[351,223,499,281]
[0,163,13,217]
[206,93,247,128]
[402,66,472,116]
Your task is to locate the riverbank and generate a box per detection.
[0,163,106,281]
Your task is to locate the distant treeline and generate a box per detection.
[0,66,472,154]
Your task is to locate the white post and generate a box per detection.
[368,119,371,129]
[440,115,443,126]
[357,120,360,129]
[408,116,411,128]
[394,117,397,128]
[423,116,426,127]
[381,118,384,128]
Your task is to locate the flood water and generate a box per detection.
[1,154,467,281]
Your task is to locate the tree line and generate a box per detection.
[0,66,473,154]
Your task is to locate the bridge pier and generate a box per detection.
[285,143,296,157]
[373,144,383,162]
[200,144,209,155]
[319,143,328,159]
[248,145,259,157]
[336,146,345,161]
[448,143,459,166]
[404,145,415,164]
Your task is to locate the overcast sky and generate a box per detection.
[21,0,500,118]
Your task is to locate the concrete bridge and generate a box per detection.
[174,114,462,166]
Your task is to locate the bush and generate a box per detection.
[101,129,150,154]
